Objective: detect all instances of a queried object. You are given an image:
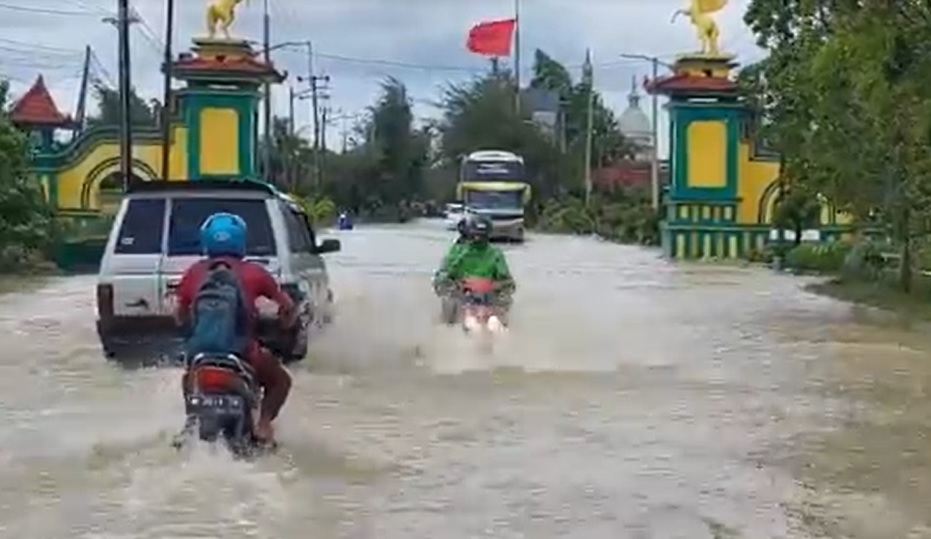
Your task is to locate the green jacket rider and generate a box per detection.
[439,217,471,270]
[435,216,515,298]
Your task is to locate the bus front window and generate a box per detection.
[466,191,522,210]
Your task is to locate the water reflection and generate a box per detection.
[0,223,928,537]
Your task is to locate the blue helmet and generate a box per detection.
[200,212,247,257]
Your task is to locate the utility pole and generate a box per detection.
[320,105,328,152]
[285,86,295,189]
[160,0,176,182]
[116,0,133,190]
[513,0,521,114]
[649,57,659,210]
[320,104,328,183]
[74,46,92,134]
[341,118,349,152]
[583,49,594,207]
[620,53,664,210]
[262,0,271,179]
[288,86,295,134]
[297,41,329,189]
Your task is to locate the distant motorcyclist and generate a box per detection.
[174,212,296,443]
[337,210,353,230]
[433,216,515,324]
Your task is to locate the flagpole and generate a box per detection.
[583,48,594,207]
[513,0,520,114]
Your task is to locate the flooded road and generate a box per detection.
[1,220,930,538]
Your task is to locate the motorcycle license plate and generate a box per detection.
[188,394,243,410]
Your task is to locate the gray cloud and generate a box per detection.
[1,0,761,153]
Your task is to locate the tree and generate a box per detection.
[0,79,54,271]
[772,185,822,246]
[271,77,431,221]
[532,50,633,167]
[366,77,429,206]
[743,0,931,290]
[86,84,158,128]
[435,52,656,243]
[263,116,310,191]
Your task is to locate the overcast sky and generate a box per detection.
[0,0,762,154]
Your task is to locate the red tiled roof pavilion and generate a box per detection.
[9,76,72,127]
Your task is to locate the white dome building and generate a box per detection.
[618,76,653,161]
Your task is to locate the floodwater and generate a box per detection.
[1,221,930,538]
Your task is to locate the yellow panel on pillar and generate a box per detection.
[686,121,727,188]
[199,107,240,175]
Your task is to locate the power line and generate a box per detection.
[89,49,115,88]
[0,37,82,55]
[0,56,80,68]
[279,46,680,74]
[0,2,98,15]
[130,6,165,53]
[72,0,109,15]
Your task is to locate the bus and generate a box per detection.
[456,150,531,242]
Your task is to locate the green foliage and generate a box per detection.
[743,1,931,289]
[0,79,55,272]
[87,84,158,128]
[431,50,648,242]
[784,241,852,274]
[841,240,889,282]
[266,78,429,222]
[294,194,336,226]
[772,184,822,246]
[536,188,659,245]
[437,72,563,197]
[270,49,644,231]
[434,53,635,201]
[745,245,775,264]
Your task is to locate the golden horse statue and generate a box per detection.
[206,0,245,39]
[671,0,728,56]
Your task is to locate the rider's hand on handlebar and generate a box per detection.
[278,305,298,329]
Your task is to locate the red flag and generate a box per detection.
[466,19,516,57]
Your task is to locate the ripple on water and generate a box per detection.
[1,227,930,538]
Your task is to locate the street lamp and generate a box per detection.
[619,53,673,211]
[247,39,306,53]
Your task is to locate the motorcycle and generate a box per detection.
[458,277,506,334]
[173,352,271,458]
[337,212,354,230]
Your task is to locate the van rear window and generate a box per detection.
[114,198,166,254]
[167,198,276,256]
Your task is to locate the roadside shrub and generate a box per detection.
[537,197,594,234]
[841,240,888,281]
[295,195,336,226]
[0,79,56,273]
[784,241,852,273]
[745,245,775,264]
[535,191,659,245]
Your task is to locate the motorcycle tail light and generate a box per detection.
[193,367,240,392]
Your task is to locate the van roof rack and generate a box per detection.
[126,178,277,195]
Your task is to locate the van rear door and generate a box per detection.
[100,197,167,318]
[159,194,281,316]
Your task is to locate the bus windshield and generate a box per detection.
[460,160,524,182]
[465,190,523,210]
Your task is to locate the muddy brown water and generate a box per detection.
[0,221,930,538]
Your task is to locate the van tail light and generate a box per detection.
[96,284,114,320]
